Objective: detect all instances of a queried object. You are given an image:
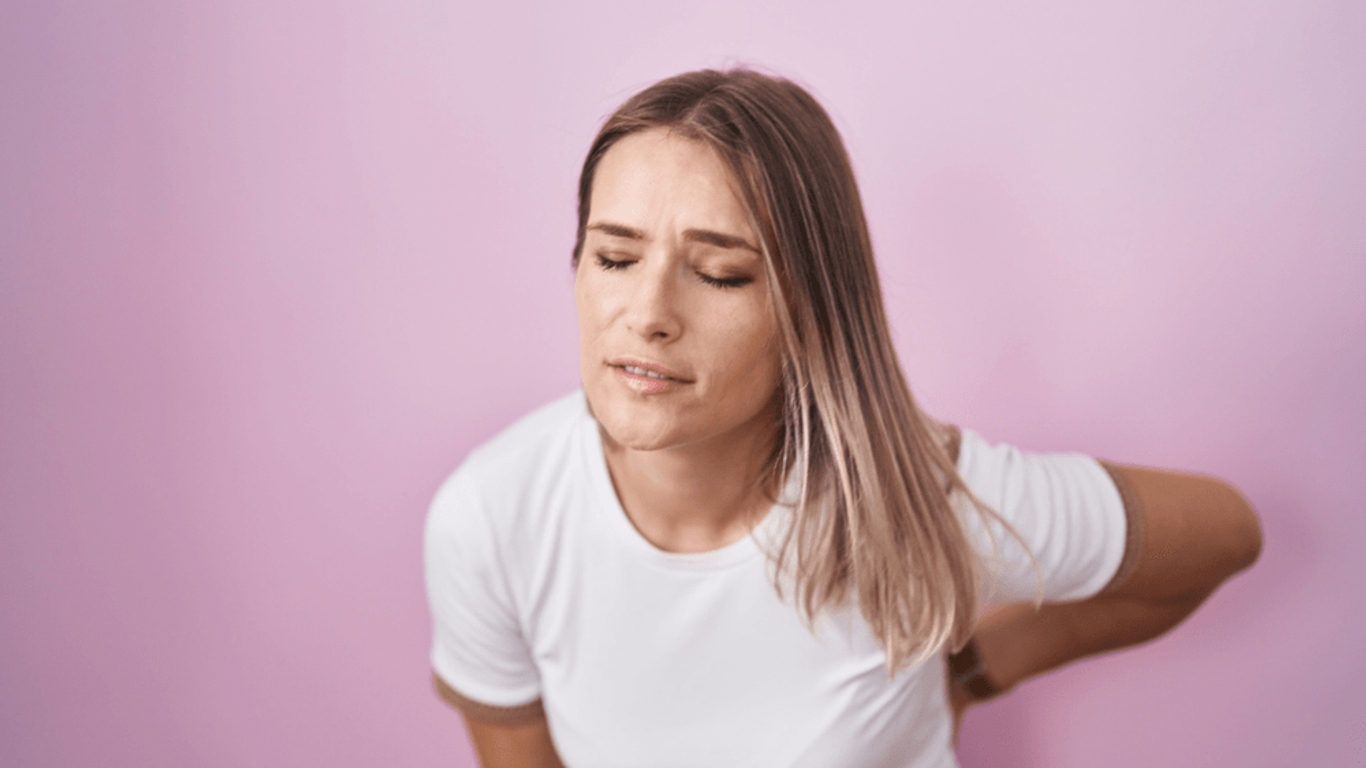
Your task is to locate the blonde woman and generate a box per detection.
[424,69,1262,768]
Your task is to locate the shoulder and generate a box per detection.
[427,390,592,543]
[463,389,590,476]
[424,398,592,717]
[949,426,1129,603]
[953,427,1113,502]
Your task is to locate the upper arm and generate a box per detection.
[1095,463,1262,603]
[952,453,1264,697]
[435,673,561,767]
[459,706,564,768]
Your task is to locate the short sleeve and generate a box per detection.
[423,465,543,721]
[954,429,1130,606]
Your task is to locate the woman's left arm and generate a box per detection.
[950,464,1263,720]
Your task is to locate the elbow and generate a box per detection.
[1214,478,1263,577]
[1234,501,1264,574]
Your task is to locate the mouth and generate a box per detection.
[607,358,692,393]
[620,364,671,380]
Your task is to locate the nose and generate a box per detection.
[625,256,682,342]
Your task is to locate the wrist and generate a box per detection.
[947,637,1002,701]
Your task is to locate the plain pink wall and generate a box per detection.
[2,1,1362,765]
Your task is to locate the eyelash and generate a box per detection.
[596,253,632,271]
[595,253,753,289]
[698,273,753,289]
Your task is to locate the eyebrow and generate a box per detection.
[586,222,760,253]
[586,222,645,240]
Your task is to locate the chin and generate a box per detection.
[603,426,679,452]
[586,388,686,451]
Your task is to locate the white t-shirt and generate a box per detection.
[425,391,1130,768]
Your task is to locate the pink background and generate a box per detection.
[2,1,1362,765]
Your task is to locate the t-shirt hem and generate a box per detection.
[1096,460,1145,592]
[1055,456,1131,601]
[431,671,545,725]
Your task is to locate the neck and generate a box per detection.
[600,412,780,554]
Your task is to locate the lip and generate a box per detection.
[606,357,693,394]
[609,358,693,382]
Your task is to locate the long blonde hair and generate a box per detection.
[573,68,1004,671]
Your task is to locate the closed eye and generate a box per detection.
[596,253,634,271]
[698,272,753,289]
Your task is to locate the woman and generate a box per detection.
[424,69,1262,768]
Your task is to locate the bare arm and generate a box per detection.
[950,463,1263,720]
[433,676,564,768]
[462,712,565,768]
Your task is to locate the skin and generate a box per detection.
[459,129,1264,766]
[944,465,1262,741]
[571,128,784,554]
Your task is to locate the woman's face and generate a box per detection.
[575,128,782,454]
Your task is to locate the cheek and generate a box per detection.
[576,265,627,328]
[574,273,606,338]
[574,276,603,379]
[710,309,781,390]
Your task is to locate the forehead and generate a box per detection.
[589,128,753,235]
